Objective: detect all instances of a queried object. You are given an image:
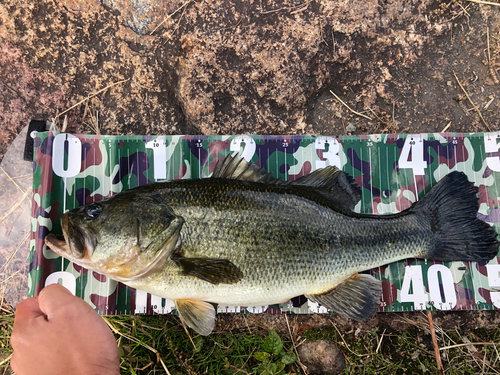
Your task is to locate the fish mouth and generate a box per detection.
[45,214,94,260]
[45,233,71,255]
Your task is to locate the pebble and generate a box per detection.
[346,123,357,133]
[296,339,345,375]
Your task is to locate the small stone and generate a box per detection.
[346,123,357,133]
[296,340,345,375]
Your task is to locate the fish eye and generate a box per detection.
[86,203,102,219]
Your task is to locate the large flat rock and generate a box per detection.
[0,0,499,161]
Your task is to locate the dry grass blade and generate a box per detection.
[0,186,31,224]
[82,102,101,135]
[427,311,444,375]
[177,317,197,349]
[285,314,307,374]
[486,27,500,85]
[261,0,312,14]
[226,364,251,374]
[0,354,12,367]
[454,0,472,17]
[465,0,500,6]
[441,122,452,133]
[453,70,491,131]
[329,319,371,357]
[440,342,500,350]
[55,78,129,121]
[61,115,68,133]
[392,313,431,334]
[487,27,492,64]
[159,358,172,375]
[150,0,193,35]
[0,167,29,196]
[0,301,14,314]
[103,317,159,354]
[0,232,30,276]
[485,96,496,109]
[330,90,372,121]
[376,328,387,353]
[290,0,312,14]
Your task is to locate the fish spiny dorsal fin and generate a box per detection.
[289,166,361,211]
[213,154,361,210]
[212,153,283,185]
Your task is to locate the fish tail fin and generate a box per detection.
[412,171,498,261]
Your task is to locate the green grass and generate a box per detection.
[2,309,500,375]
[0,304,14,374]
[107,315,299,374]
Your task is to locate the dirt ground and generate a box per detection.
[1,0,499,164]
[1,0,500,336]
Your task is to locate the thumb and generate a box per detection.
[14,297,45,322]
[38,284,92,319]
[12,297,45,346]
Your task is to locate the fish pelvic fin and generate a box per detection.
[175,299,216,336]
[306,274,382,321]
[172,255,244,284]
[412,171,499,261]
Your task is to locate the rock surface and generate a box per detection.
[1,0,499,163]
[1,2,500,366]
[296,339,345,375]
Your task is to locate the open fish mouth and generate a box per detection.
[45,214,93,260]
[45,211,185,282]
[45,233,70,255]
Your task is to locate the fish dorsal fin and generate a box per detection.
[213,154,361,211]
[212,153,282,185]
[175,299,216,336]
[290,166,361,211]
[306,274,382,321]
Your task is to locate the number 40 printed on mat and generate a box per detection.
[400,264,500,310]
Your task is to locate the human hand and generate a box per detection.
[11,284,120,375]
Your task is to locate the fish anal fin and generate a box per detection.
[173,255,244,285]
[306,274,382,321]
[290,167,361,211]
[175,299,215,336]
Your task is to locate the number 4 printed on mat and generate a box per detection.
[484,132,500,172]
[398,135,426,176]
[486,264,500,308]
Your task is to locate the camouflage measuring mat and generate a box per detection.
[29,132,500,316]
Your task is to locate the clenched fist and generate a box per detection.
[11,284,119,375]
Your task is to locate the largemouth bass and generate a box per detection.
[45,154,499,335]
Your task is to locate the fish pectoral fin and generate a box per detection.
[173,255,244,285]
[175,299,216,336]
[306,274,382,321]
